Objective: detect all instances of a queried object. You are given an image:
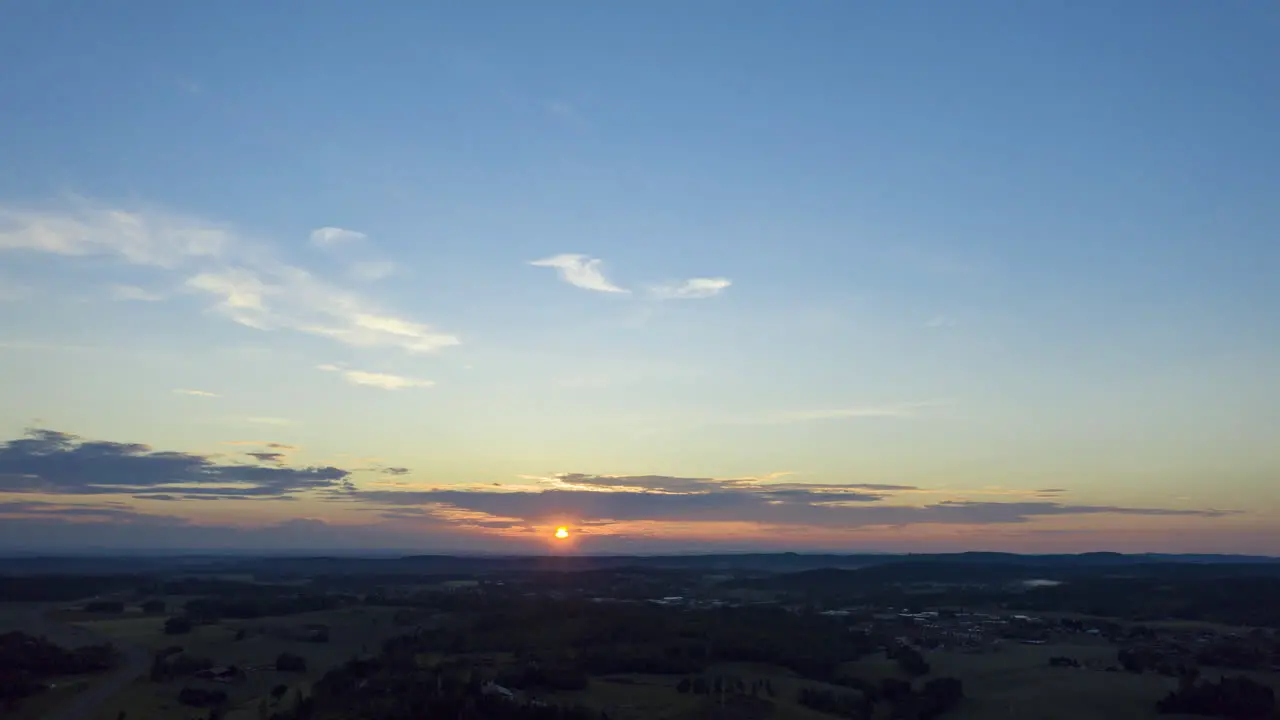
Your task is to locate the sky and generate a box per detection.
[0,1,1277,555]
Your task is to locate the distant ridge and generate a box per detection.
[1,551,1276,576]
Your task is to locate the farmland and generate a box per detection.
[29,603,406,720]
[3,554,1280,719]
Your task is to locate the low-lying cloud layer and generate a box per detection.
[348,471,1226,529]
[0,430,1239,550]
[0,429,350,499]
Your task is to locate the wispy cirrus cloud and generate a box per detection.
[528,254,736,303]
[0,202,229,267]
[529,254,629,294]
[309,228,401,282]
[649,277,732,300]
[186,265,459,353]
[317,363,434,390]
[108,284,164,302]
[173,388,219,398]
[309,226,367,248]
[0,201,460,356]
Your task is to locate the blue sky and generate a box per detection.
[0,2,1277,553]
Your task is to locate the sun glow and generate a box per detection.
[554,526,569,539]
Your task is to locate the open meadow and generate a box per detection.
[546,661,887,720]
[924,642,1177,720]
[837,638,1280,720]
[75,604,411,720]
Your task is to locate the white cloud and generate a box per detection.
[309,226,367,248]
[186,266,460,352]
[0,203,229,268]
[350,260,399,282]
[108,284,164,302]
[185,268,277,329]
[649,277,732,300]
[529,254,628,294]
[316,363,434,391]
[173,388,219,398]
[0,200,461,356]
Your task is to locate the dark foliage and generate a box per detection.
[390,597,872,683]
[889,645,931,676]
[183,593,353,622]
[797,686,873,719]
[0,574,143,602]
[299,655,603,720]
[1010,577,1280,629]
[276,652,308,672]
[178,686,228,708]
[0,632,117,709]
[1156,675,1275,718]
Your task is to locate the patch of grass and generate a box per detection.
[552,664,859,720]
[0,603,41,632]
[81,606,407,720]
[925,643,1178,720]
[7,678,94,720]
[557,674,700,720]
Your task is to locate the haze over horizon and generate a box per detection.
[1,2,1277,555]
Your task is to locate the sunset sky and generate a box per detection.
[1,2,1277,554]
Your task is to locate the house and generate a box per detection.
[481,681,515,699]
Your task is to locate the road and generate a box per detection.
[23,607,150,720]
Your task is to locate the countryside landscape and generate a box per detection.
[4,552,1280,719]
[3,2,1277,719]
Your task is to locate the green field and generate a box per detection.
[548,662,873,720]
[1,603,122,718]
[10,600,1278,720]
[77,605,410,720]
[7,679,95,720]
[925,643,1177,720]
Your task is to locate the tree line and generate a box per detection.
[0,632,118,711]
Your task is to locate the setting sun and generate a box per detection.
[554,527,569,540]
